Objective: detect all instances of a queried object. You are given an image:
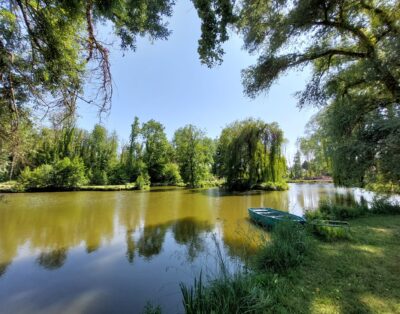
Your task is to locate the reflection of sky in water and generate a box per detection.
[0,184,398,313]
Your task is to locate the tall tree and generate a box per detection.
[238,0,400,189]
[173,125,214,187]
[216,118,286,190]
[141,120,172,183]
[126,116,142,181]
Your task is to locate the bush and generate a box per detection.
[18,164,54,190]
[370,197,400,214]
[52,157,86,188]
[161,162,182,185]
[308,224,351,242]
[108,164,129,185]
[90,169,108,185]
[318,200,367,220]
[255,181,289,191]
[255,221,311,273]
[18,157,87,191]
[136,172,150,190]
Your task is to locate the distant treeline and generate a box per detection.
[1,117,287,191]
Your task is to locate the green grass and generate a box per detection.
[287,179,333,183]
[79,184,138,191]
[179,215,400,313]
[254,221,312,273]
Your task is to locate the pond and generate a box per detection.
[0,183,378,313]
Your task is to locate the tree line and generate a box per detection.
[1,0,398,192]
[0,117,287,191]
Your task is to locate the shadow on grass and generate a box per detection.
[179,215,400,313]
[284,215,400,313]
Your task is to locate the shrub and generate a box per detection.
[370,197,400,214]
[52,157,86,188]
[161,162,182,185]
[108,164,129,185]
[90,169,108,185]
[18,158,86,191]
[254,181,289,191]
[318,200,367,220]
[136,172,150,190]
[308,224,351,242]
[255,221,311,273]
[18,164,54,190]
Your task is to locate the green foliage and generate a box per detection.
[108,163,129,185]
[307,224,351,242]
[18,165,54,190]
[238,0,400,191]
[141,120,173,183]
[255,222,311,273]
[161,162,182,185]
[181,215,400,314]
[51,157,86,188]
[216,118,287,190]
[291,151,303,179]
[136,173,151,190]
[370,197,400,215]
[181,271,272,314]
[142,302,162,314]
[18,157,86,191]
[318,200,367,220]
[253,181,288,191]
[173,125,214,188]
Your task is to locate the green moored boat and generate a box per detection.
[248,207,306,228]
[248,207,350,229]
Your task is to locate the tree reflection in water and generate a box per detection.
[0,262,10,277]
[172,217,212,262]
[36,248,68,270]
[137,224,168,260]
[125,218,213,263]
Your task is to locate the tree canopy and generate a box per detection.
[237,0,400,190]
[215,118,286,190]
[0,0,235,121]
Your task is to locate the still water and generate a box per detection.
[0,184,374,313]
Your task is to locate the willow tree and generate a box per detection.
[216,119,286,190]
[237,0,400,189]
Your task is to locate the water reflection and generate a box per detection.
[0,184,393,314]
[37,249,68,270]
[172,218,212,262]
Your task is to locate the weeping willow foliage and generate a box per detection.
[216,119,286,190]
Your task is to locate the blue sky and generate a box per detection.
[77,0,317,161]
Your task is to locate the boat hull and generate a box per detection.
[248,208,306,228]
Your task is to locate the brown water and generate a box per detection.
[0,183,372,313]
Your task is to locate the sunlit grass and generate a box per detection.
[178,215,400,313]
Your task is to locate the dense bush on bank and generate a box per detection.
[18,157,86,191]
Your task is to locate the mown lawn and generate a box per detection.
[180,215,400,314]
[281,215,400,313]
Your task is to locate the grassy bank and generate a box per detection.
[179,214,400,313]
[287,179,333,183]
[0,181,140,192]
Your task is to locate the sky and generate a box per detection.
[77,0,317,161]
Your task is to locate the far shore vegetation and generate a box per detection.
[0,118,288,193]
